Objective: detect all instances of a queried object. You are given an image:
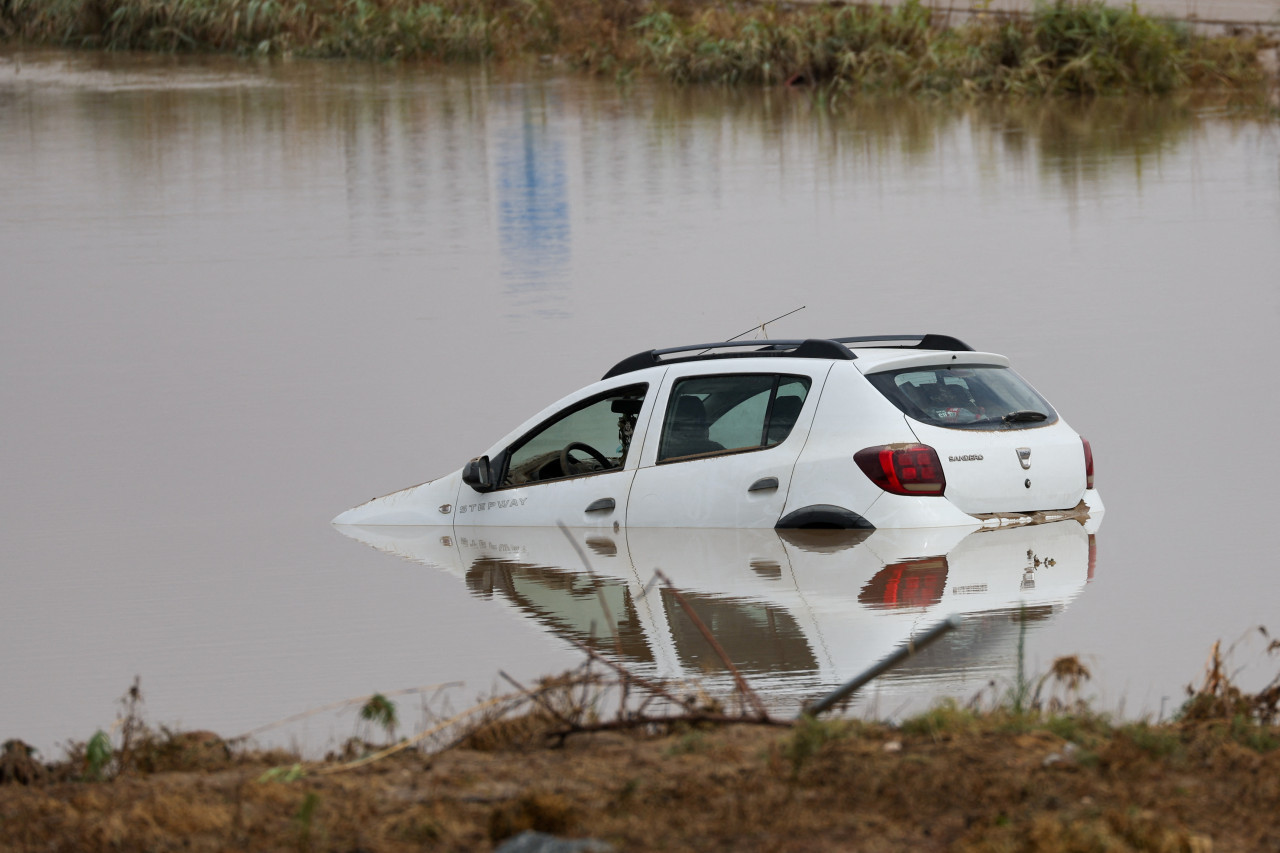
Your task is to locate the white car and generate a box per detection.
[334,335,1103,530]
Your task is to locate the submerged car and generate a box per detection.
[334,334,1102,530]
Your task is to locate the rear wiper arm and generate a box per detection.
[1001,410,1048,423]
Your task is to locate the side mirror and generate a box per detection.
[461,455,494,492]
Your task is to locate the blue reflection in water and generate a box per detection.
[496,101,570,318]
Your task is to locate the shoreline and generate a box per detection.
[4,713,1278,851]
[1,0,1277,98]
[4,648,1278,850]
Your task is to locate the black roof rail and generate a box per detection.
[602,339,852,380]
[832,334,974,352]
[601,334,972,380]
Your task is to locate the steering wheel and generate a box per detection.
[560,441,612,476]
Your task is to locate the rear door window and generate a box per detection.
[866,366,1057,430]
[657,374,811,463]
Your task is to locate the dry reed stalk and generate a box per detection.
[654,569,772,722]
[231,682,463,743]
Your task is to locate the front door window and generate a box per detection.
[502,384,647,487]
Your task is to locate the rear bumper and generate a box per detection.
[856,489,1104,531]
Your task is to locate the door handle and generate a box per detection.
[748,477,779,492]
[584,498,616,513]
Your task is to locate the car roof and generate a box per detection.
[601,334,978,380]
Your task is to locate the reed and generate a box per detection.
[635,1,1269,93]
[1,0,1272,96]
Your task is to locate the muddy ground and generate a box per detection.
[3,711,1278,852]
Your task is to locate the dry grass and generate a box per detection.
[1181,629,1280,725]
[2,633,1277,851]
[3,713,1278,851]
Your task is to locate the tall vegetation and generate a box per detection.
[1,0,1272,95]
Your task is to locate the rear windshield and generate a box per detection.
[866,365,1058,430]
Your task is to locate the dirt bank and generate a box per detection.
[3,712,1279,852]
[5,636,1280,851]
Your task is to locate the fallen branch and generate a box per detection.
[550,712,792,740]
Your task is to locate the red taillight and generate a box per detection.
[854,444,946,496]
[1081,437,1094,490]
[859,557,949,609]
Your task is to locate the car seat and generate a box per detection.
[662,395,726,459]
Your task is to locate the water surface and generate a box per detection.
[2,49,1278,754]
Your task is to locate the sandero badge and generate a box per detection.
[335,334,1103,531]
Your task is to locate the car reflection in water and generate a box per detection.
[334,519,1100,714]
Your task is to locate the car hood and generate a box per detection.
[332,473,461,525]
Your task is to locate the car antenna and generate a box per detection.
[698,305,806,355]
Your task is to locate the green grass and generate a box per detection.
[898,698,979,738]
[781,715,849,777]
[1,0,1272,96]
[1118,721,1184,760]
[1044,709,1111,747]
[359,693,398,744]
[1227,714,1280,752]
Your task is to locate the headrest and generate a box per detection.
[672,395,708,423]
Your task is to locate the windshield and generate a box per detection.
[866,365,1058,430]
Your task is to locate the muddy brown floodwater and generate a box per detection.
[1,48,1279,762]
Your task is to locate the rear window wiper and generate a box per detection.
[1001,410,1048,423]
